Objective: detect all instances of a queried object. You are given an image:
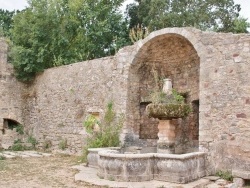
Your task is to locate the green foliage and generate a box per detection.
[16,124,24,135]
[126,0,249,33]
[27,135,38,149]
[0,9,17,37]
[216,170,233,181]
[82,102,123,162]
[11,143,25,151]
[84,115,99,134]
[0,155,6,160]
[129,24,149,43]
[42,140,52,150]
[149,68,185,104]
[9,0,130,82]
[58,139,67,150]
[232,17,250,33]
[14,139,22,144]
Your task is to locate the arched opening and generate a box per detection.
[3,118,22,134]
[126,33,200,153]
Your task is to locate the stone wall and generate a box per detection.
[0,38,25,149]
[22,55,130,153]
[198,32,250,173]
[0,28,249,175]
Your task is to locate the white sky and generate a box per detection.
[0,0,249,21]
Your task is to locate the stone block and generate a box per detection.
[232,170,250,179]
[233,178,245,187]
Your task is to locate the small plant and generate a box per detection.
[84,115,99,133]
[81,102,123,162]
[11,143,24,151]
[14,139,22,144]
[16,124,24,135]
[216,170,233,181]
[59,139,67,150]
[27,135,38,149]
[129,24,149,43]
[0,155,6,160]
[43,140,52,150]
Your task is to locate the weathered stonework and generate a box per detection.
[0,27,249,176]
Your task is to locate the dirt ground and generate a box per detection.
[0,154,102,188]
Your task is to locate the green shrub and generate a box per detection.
[43,140,52,150]
[59,139,67,150]
[16,124,24,135]
[11,143,24,151]
[14,139,22,144]
[84,115,99,133]
[216,170,233,181]
[81,102,123,162]
[27,135,38,149]
[0,155,6,160]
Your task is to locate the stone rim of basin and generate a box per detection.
[146,103,191,120]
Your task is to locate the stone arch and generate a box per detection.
[125,28,205,152]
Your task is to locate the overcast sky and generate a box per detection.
[0,0,249,21]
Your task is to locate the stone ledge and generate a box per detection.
[232,170,250,179]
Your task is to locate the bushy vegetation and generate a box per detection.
[27,135,38,149]
[8,0,131,82]
[58,139,67,150]
[216,170,233,181]
[81,102,123,162]
[0,0,248,82]
[126,0,250,33]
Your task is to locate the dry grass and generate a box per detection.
[0,154,102,188]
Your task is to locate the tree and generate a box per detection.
[10,0,130,82]
[0,9,17,37]
[126,0,249,33]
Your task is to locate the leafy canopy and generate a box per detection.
[0,9,18,37]
[10,0,130,82]
[126,0,249,33]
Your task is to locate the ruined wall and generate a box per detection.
[0,38,25,149]
[22,52,132,153]
[0,28,249,175]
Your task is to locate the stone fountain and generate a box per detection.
[86,79,205,183]
[146,78,190,154]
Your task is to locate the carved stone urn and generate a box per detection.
[146,79,190,154]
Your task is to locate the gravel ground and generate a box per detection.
[0,154,102,188]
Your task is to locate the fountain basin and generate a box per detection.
[87,147,120,168]
[88,148,206,183]
[146,103,190,120]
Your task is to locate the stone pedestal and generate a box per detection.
[157,119,176,154]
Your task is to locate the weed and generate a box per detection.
[0,155,6,160]
[216,170,233,181]
[59,139,67,150]
[81,101,123,162]
[11,143,24,151]
[27,135,38,149]
[14,139,22,144]
[43,140,52,150]
[16,124,24,135]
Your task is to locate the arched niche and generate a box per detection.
[126,33,200,153]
